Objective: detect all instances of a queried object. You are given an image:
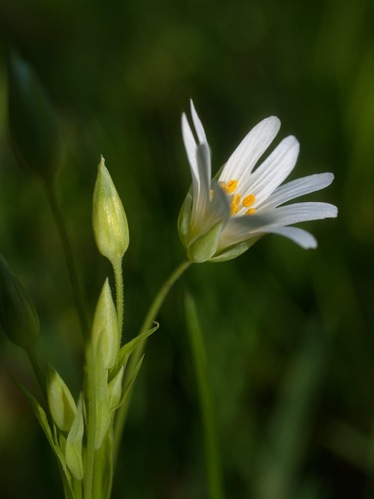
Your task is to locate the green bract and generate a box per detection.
[7,51,61,182]
[0,254,40,349]
[46,365,77,433]
[92,156,129,263]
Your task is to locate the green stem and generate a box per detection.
[25,345,47,400]
[44,180,89,341]
[84,345,97,499]
[185,294,225,499]
[112,257,124,337]
[112,259,192,462]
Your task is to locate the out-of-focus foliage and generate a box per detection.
[0,0,373,498]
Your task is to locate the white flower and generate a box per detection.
[178,100,338,263]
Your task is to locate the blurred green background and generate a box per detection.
[0,0,373,498]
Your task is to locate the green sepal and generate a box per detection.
[209,236,263,262]
[187,221,223,263]
[7,51,61,182]
[177,191,192,246]
[66,395,84,480]
[12,376,75,499]
[108,366,124,411]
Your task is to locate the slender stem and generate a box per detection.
[112,259,192,462]
[25,345,47,400]
[185,294,225,499]
[44,180,89,341]
[112,257,124,337]
[84,345,97,499]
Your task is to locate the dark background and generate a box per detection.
[0,0,373,498]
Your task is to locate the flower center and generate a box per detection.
[219,179,256,216]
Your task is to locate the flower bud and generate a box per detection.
[46,365,77,432]
[0,254,40,349]
[92,156,129,263]
[92,279,120,369]
[7,51,61,182]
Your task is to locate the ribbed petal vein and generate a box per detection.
[220,116,281,181]
[259,173,334,210]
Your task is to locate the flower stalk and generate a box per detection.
[112,259,192,462]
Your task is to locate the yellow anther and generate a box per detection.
[232,193,241,206]
[226,179,239,193]
[231,203,239,215]
[220,179,239,194]
[242,194,256,207]
[245,208,256,215]
[210,189,214,200]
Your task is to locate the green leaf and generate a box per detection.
[113,324,158,377]
[94,365,111,449]
[117,355,145,409]
[12,376,75,499]
[184,294,225,499]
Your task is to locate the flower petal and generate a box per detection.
[266,202,338,226]
[190,100,208,144]
[259,173,335,210]
[257,226,317,249]
[195,143,211,202]
[182,113,198,183]
[240,136,300,206]
[219,116,281,181]
[217,201,336,248]
[189,144,215,237]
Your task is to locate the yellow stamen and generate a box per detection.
[231,203,239,215]
[242,194,256,207]
[210,189,214,200]
[245,208,256,215]
[232,193,241,206]
[220,179,239,194]
[230,193,241,216]
[226,179,238,193]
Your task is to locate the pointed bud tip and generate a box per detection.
[92,157,129,262]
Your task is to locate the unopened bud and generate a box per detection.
[46,365,77,432]
[92,156,129,263]
[92,279,120,369]
[7,51,61,182]
[0,255,40,348]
